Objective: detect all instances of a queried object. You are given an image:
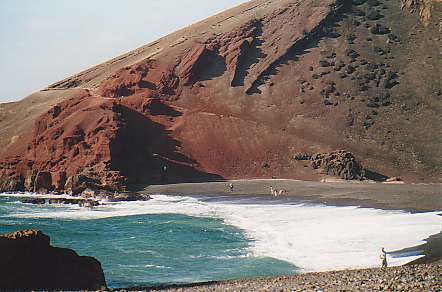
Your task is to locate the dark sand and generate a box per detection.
[143,179,442,212]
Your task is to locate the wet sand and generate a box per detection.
[143,179,442,212]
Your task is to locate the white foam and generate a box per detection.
[144,264,171,269]
[0,192,80,199]
[4,194,442,272]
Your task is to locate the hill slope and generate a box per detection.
[0,0,441,193]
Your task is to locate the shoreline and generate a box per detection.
[142,179,442,266]
[2,179,441,286]
[142,179,442,213]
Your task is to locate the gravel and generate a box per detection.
[147,264,441,291]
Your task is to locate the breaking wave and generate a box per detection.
[5,194,441,272]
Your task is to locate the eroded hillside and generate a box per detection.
[0,0,441,193]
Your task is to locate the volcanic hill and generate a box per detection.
[0,0,441,193]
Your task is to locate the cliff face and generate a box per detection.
[0,230,107,290]
[0,0,441,193]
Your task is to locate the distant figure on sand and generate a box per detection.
[229,183,234,192]
[279,189,285,196]
[270,186,274,195]
[380,247,387,268]
[160,164,168,183]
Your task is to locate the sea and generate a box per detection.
[0,193,441,288]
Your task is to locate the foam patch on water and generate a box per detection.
[0,192,79,199]
[4,194,442,272]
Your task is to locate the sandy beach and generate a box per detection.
[143,179,442,213]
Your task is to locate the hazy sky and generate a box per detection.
[0,0,248,102]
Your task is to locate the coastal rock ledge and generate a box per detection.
[0,230,107,290]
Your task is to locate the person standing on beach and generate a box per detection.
[380,247,387,268]
[229,183,234,192]
[160,164,168,183]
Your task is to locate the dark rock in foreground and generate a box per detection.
[0,230,107,290]
[21,198,46,204]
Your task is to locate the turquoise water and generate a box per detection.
[0,197,296,288]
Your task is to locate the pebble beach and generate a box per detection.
[148,264,442,291]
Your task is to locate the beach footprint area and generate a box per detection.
[1,189,441,288]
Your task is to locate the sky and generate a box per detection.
[0,0,248,103]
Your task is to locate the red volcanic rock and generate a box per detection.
[99,59,180,99]
[52,170,67,191]
[1,0,441,192]
[209,19,261,87]
[33,171,52,193]
[0,230,107,290]
[177,44,212,85]
[0,91,129,192]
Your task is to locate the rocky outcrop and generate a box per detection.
[110,192,152,201]
[311,151,365,180]
[0,175,23,192]
[33,171,52,193]
[294,150,366,180]
[21,198,46,204]
[0,92,130,193]
[99,59,179,98]
[0,230,107,290]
